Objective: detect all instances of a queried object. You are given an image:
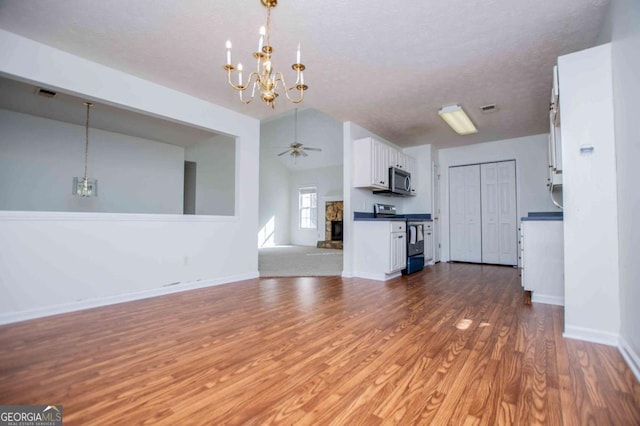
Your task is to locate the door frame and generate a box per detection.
[447,159,518,265]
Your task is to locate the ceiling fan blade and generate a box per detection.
[277,150,290,156]
[301,150,309,157]
[304,147,322,152]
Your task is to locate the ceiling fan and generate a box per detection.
[277,108,322,158]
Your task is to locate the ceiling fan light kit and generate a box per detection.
[224,0,307,108]
[438,104,478,135]
[277,108,322,158]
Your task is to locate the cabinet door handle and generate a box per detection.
[398,235,404,239]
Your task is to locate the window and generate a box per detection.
[298,186,317,229]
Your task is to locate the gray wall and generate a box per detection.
[0,109,184,214]
[611,0,640,369]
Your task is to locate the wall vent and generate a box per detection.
[480,104,497,113]
[36,88,57,98]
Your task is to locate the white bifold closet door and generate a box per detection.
[481,161,517,265]
[449,161,517,265]
[449,165,482,263]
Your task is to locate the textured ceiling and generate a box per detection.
[0,0,610,148]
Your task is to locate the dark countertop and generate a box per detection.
[354,212,432,221]
[521,211,563,221]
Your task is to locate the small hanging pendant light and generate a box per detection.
[73,102,98,197]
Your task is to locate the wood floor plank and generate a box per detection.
[1,263,639,425]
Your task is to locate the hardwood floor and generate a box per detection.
[1,263,638,425]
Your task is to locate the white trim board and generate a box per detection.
[563,325,619,347]
[352,271,402,282]
[0,272,259,325]
[531,294,564,306]
[619,337,640,384]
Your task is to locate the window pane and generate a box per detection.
[298,187,317,229]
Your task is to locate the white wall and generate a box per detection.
[438,134,557,264]
[559,44,620,345]
[289,165,343,246]
[403,144,433,214]
[0,109,185,214]
[0,30,260,323]
[611,0,640,371]
[185,135,235,216]
[258,134,290,247]
[259,108,344,247]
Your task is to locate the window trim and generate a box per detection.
[298,186,318,230]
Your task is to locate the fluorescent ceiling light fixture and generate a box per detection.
[438,105,478,135]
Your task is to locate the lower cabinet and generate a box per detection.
[424,221,434,262]
[353,221,406,281]
[521,220,564,305]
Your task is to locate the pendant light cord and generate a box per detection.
[84,102,93,179]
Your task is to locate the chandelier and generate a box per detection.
[224,0,307,108]
[72,102,98,197]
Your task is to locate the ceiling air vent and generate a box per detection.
[480,104,497,113]
[36,88,57,98]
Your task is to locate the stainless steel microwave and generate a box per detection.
[389,167,411,196]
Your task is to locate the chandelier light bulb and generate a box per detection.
[258,26,265,51]
[225,39,232,65]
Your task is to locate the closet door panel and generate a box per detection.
[497,161,517,265]
[450,165,481,262]
[481,163,500,264]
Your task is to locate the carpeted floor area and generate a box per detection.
[258,245,343,277]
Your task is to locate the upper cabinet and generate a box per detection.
[353,137,389,189]
[389,150,408,170]
[405,155,418,195]
[353,137,418,195]
[548,65,563,187]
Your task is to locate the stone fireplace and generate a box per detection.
[317,200,343,249]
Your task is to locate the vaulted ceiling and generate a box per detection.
[0,0,610,148]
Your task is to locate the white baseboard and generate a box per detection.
[0,272,259,325]
[352,271,401,281]
[563,325,619,346]
[619,336,640,383]
[341,271,353,278]
[531,293,564,306]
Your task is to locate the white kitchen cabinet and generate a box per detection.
[389,150,408,170]
[353,137,389,189]
[405,155,418,195]
[424,221,434,262]
[548,65,563,188]
[353,221,407,281]
[521,220,564,305]
[390,229,407,272]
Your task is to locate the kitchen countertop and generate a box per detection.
[521,212,563,221]
[354,212,432,221]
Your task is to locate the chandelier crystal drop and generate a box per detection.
[223,0,307,108]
